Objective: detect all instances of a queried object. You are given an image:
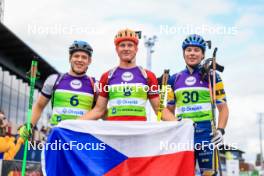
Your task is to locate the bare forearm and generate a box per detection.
[30,95,49,126]
[31,103,44,126]
[217,103,229,129]
[150,99,159,115]
[79,107,106,120]
[79,96,108,120]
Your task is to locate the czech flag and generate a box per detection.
[43,120,195,176]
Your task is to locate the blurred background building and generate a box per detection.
[0,22,58,133]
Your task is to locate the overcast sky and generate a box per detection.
[3,0,264,163]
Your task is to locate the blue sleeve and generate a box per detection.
[167,74,177,106]
[167,74,175,89]
[215,73,227,104]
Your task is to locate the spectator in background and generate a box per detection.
[0,110,8,136]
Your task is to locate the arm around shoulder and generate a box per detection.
[79,96,108,120]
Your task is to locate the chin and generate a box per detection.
[188,62,199,66]
[75,72,86,75]
[122,58,132,62]
[73,69,86,74]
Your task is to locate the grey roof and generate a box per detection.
[0,22,58,90]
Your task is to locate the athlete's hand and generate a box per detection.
[19,123,33,141]
[211,128,224,146]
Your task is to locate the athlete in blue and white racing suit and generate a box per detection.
[164,34,229,175]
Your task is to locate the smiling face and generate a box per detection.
[116,40,138,64]
[69,51,91,76]
[183,46,204,67]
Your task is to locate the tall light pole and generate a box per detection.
[144,35,157,71]
[0,0,4,22]
[259,113,264,166]
[144,35,157,121]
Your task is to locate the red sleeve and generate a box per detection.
[98,71,109,98]
[146,70,159,99]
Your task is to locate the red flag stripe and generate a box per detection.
[105,151,195,176]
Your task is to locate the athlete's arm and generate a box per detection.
[147,71,170,120]
[217,103,229,129]
[215,73,229,129]
[31,95,50,126]
[166,105,175,114]
[146,71,160,115]
[31,74,57,126]
[149,97,159,115]
[79,72,109,120]
[162,107,177,121]
[79,95,108,120]
[148,97,176,121]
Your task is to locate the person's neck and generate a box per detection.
[119,60,137,69]
[68,70,86,77]
[186,65,195,74]
[186,64,201,74]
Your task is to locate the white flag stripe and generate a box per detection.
[57,120,194,157]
